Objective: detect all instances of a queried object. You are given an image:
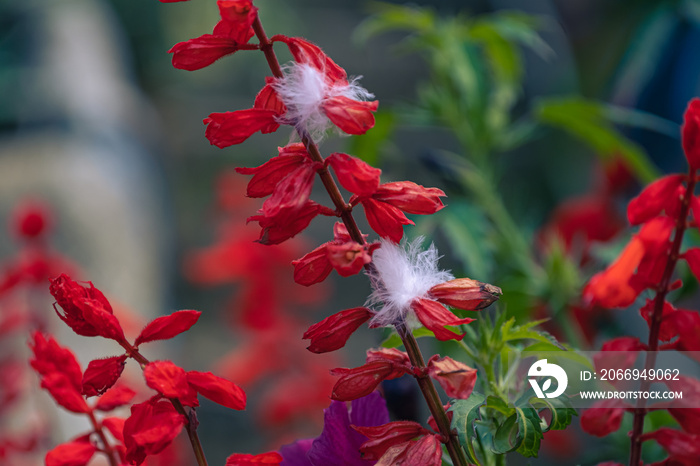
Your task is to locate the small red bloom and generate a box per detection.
[627,175,685,225]
[11,199,51,239]
[682,98,700,169]
[326,152,381,196]
[330,362,401,401]
[95,385,137,412]
[373,433,442,466]
[427,355,477,399]
[352,420,432,461]
[580,399,630,437]
[428,278,502,311]
[204,108,283,148]
[235,144,311,198]
[143,361,199,407]
[584,237,645,308]
[410,298,475,341]
[49,274,125,341]
[640,428,700,462]
[123,398,186,465]
[303,307,372,353]
[249,200,333,245]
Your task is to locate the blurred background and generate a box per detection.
[1,0,699,464]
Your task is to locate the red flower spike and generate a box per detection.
[584,236,645,308]
[375,434,442,466]
[410,298,474,341]
[627,175,685,226]
[303,307,372,353]
[362,198,413,243]
[270,35,347,84]
[326,152,381,197]
[292,244,334,286]
[204,109,282,148]
[143,361,199,407]
[321,96,379,135]
[135,310,202,346]
[682,98,700,169]
[225,452,283,465]
[373,182,446,215]
[102,417,126,443]
[353,421,431,461]
[330,361,403,401]
[29,332,83,390]
[580,399,630,437]
[186,371,247,410]
[40,373,91,413]
[49,274,124,341]
[81,355,127,397]
[95,385,137,412]
[236,154,307,198]
[640,428,700,460]
[428,277,502,311]
[123,398,186,466]
[427,355,477,399]
[45,440,97,466]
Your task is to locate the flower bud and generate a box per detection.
[428,278,501,311]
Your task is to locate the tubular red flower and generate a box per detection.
[428,278,502,311]
[236,152,308,198]
[204,109,282,148]
[45,440,97,466]
[584,237,645,308]
[95,385,137,412]
[580,399,630,437]
[361,198,413,243]
[427,355,477,399]
[352,421,431,461]
[373,434,442,466]
[303,307,372,353]
[248,200,331,245]
[627,175,685,226]
[321,96,379,135]
[123,398,186,465]
[640,428,700,461]
[271,35,347,84]
[410,298,474,341]
[326,152,381,197]
[372,182,446,215]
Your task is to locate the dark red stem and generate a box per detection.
[628,169,696,466]
[251,16,468,466]
[88,409,119,466]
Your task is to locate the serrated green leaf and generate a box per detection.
[449,392,487,464]
[514,407,544,457]
[492,413,520,453]
[500,317,565,349]
[527,396,578,432]
[485,395,512,416]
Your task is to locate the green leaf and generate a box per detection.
[440,204,491,279]
[501,317,565,349]
[485,395,513,416]
[353,2,435,44]
[492,413,520,453]
[528,396,578,432]
[347,111,395,167]
[514,407,544,457]
[534,97,661,184]
[449,392,487,464]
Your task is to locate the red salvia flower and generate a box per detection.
[123,398,186,465]
[225,451,283,465]
[302,307,372,353]
[45,439,97,466]
[426,355,477,400]
[580,399,631,437]
[81,355,127,397]
[682,98,700,169]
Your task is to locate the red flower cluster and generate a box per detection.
[581,99,700,465]
[41,274,257,465]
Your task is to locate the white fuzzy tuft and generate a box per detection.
[367,238,454,328]
[272,62,374,142]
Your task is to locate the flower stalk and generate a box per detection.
[252,16,468,466]
[628,168,696,466]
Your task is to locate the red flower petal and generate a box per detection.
[249,200,325,245]
[321,96,378,135]
[169,35,242,71]
[410,298,474,341]
[303,307,372,353]
[204,109,281,148]
[326,241,373,276]
[186,371,247,410]
[260,162,319,220]
[82,355,127,397]
[135,310,202,346]
[236,153,306,199]
[326,152,381,196]
[353,421,431,461]
[225,452,283,465]
[583,236,645,308]
[683,247,700,285]
[330,361,400,401]
[102,416,126,443]
[639,300,677,342]
[376,434,442,466]
[76,299,125,342]
[428,277,501,311]
[270,35,347,84]
[580,399,629,437]
[362,198,413,243]
[665,310,700,351]
[29,332,83,390]
[253,81,286,117]
[124,399,186,465]
[292,244,333,286]
[144,361,198,407]
[682,98,700,169]
[627,175,685,225]
[45,440,97,466]
[640,428,700,460]
[427,355,477,399]
[41,373,90,413]
[215,0,257,44]
[373,181,446,215]
[365,348,411,374]
[95,385,137,412]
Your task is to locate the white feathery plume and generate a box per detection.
[367,238,454,328]
[272,62,373,142]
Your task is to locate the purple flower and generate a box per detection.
[280,391,390,465]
